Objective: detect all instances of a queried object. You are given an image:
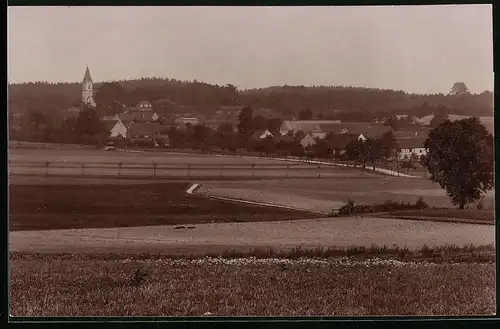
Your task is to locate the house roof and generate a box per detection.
[327,134,360,150]
[274,134,295,143]
[127,123,163,137]
[397,138,427,149]
[82,67,93,83]
[103,120,120,131]
[318,123,392,138]
[102,115,119,121]
[280,120,341,133]
[251,129,272,140]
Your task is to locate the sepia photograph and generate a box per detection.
[7,5,495,317]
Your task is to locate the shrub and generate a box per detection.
[338,199,355,215]
[415,197,429,209]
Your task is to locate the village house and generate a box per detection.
[126,123,164,146]
[202,118,239,132]
[103,119,128,139]
[175,117,199,127]
[279,120,341,136]
[250,129,274,141]
[397,137,428,160]
[299,134,316,148]
[327,134,363,158]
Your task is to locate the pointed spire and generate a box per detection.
[82,66,93,83]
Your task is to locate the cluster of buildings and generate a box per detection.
[252,120,429,160]
[81,67,429,160]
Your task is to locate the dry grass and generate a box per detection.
[10,253,495,316]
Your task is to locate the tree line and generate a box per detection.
[8,78,493,120]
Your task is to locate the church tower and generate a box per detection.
[82,66,96,108]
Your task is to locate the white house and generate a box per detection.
[104,119,128,139]
[397,138,427,160]
[300,134,316,148]
[251,129,274,140]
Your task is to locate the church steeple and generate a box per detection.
[82,66,93,83]
[82,66,96,108]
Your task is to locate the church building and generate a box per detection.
[82,66,96,108]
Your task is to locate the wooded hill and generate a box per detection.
[8,78,493,118]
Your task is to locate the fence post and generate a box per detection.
[188,165,190,177]
[81,163,85,176]
[118,161,123,176]
[220,165,223,178]
[8,160,11,175]
[153,161,157,177]
[317,165,321,178]
[45,161,50,176]
[285,164,289,178]
[252,163,255,177]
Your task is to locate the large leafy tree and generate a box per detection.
[237,106,254,138]
[377,131,398,160]
[94,82,126,115]
[422,117,493,209]
[76,107,107,144]
[449,82,469,96]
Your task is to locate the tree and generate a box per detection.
[365,138,382,171]
[76,108,107,144]
[346,139,369,169]
[377,131,398,160]
[311,138,330,159]
[252,115,267,131]
[293,130,306,141]
[265,118,283,135]
[422,117,493,209]
[384,116,400,131]
[95,82,126,115]
[237,106,254,137]
[298,109,313,120]
[430,110,449,128]
[449,82,469,96]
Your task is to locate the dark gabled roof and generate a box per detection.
[127,123,162,137]
[274,134,295,143]
[82,66,93,83]
[397,138,427,149]
[326,134,360,150]
[103,120,120,131]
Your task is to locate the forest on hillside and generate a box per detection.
[8,78,493,119]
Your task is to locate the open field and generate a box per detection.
[9,148,371,179]
[384,209,494,224]
[10,215,494,253]
[197,177,495,213]
[9,183,314,231]
[10,254,495,316]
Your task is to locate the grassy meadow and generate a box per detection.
[10,246,495,316]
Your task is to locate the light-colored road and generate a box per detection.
[9,217,494,254]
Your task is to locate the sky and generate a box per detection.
[8,5,493,94]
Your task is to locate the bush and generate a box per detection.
[415,197,429,209]
[337,198,430,216]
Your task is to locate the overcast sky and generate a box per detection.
[8,5,493,94]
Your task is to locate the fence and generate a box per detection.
[8,160,343,179]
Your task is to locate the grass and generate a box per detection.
[386,208,495,223]
[10,244,496,263]
[8,183,314,231]
[10,247,495,316]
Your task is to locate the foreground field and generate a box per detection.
[9,183,313,231]
[10,254,495,316]
[10,215,494,253]
[197,177,495,212]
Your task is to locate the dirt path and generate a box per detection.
[9,217,494,254]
